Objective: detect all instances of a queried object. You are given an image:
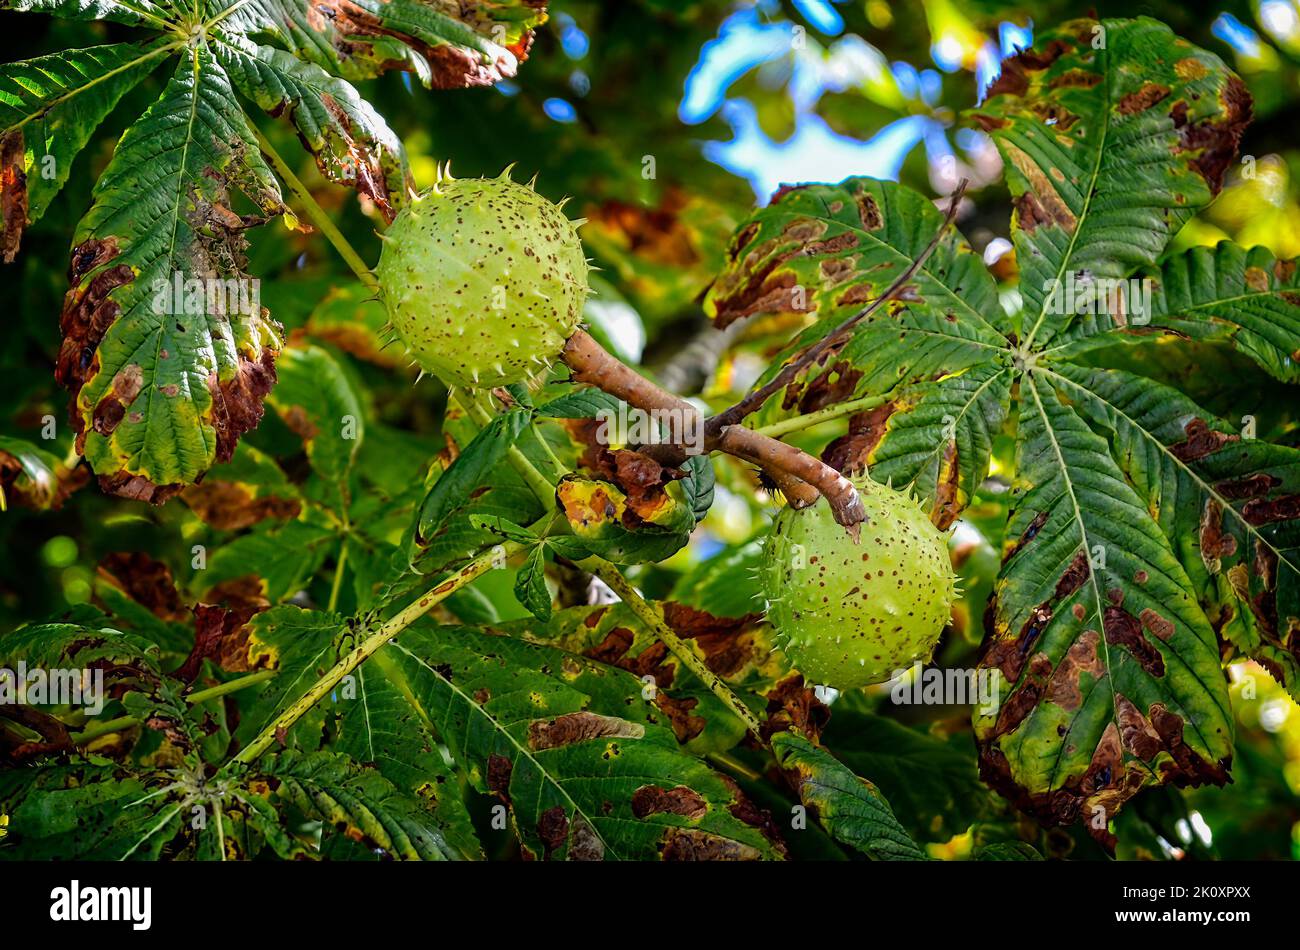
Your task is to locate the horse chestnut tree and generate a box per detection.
[0,3,1296,872]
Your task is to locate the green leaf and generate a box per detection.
[237,607,478,857]
[214,35,411,218]
[974,841,1044,860]
[197,519,338,603]
[236,605,345,749]
[0,620,164,712]
[259,750,457,860]
[669,539,766,618]
[821,710,994,843]
[219,0,547,89]
[1044,363,1300,700]
[537,388,623,419]
[514,543,553,622]
[862,362,1014,528]
[679,454,715,524]
[975,372,1233,835]
[772,731,928,860]
[0,0,170,28]
[266,342,365,510]
[1047,243,1300,384]
[1145,244,1300,383]
[58,45,287,502]
[971,16,1249,349]
[387,622,787,860]
[468,514,538,544]
[418,407,532,542]
[0,764,187,860]
[0,40,172,257]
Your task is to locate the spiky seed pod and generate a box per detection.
[760,473,958,690]
[375,168,589,388]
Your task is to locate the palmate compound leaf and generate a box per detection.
[238,605,786,860]
[705,17,1291,838]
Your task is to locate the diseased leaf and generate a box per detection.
[706,177,1008,432]
[773,731,928,860]
[972,16,1250,349]
[975,372,1233,844]
[502,601,784,753]
[555,473,694,565]
[850,363,1013,529]
[181,442,302,531]
[259,750,457,860]
[387,621,786,860]
[0,765,188,860]
[214,35,411,219]
[698,16,1270,840]
[56,46,287,503]
[218,0,549,90]
[1044,363,1300,700]
[237,606,478,857]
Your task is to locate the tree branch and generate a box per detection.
[561,329,863,527]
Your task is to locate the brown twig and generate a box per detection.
[560,330,864,527]
[704,179,969,440]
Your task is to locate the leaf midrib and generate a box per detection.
[389,639,618,860]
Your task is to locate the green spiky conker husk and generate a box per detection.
[376,174,588,388]
[760,474,956,690]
